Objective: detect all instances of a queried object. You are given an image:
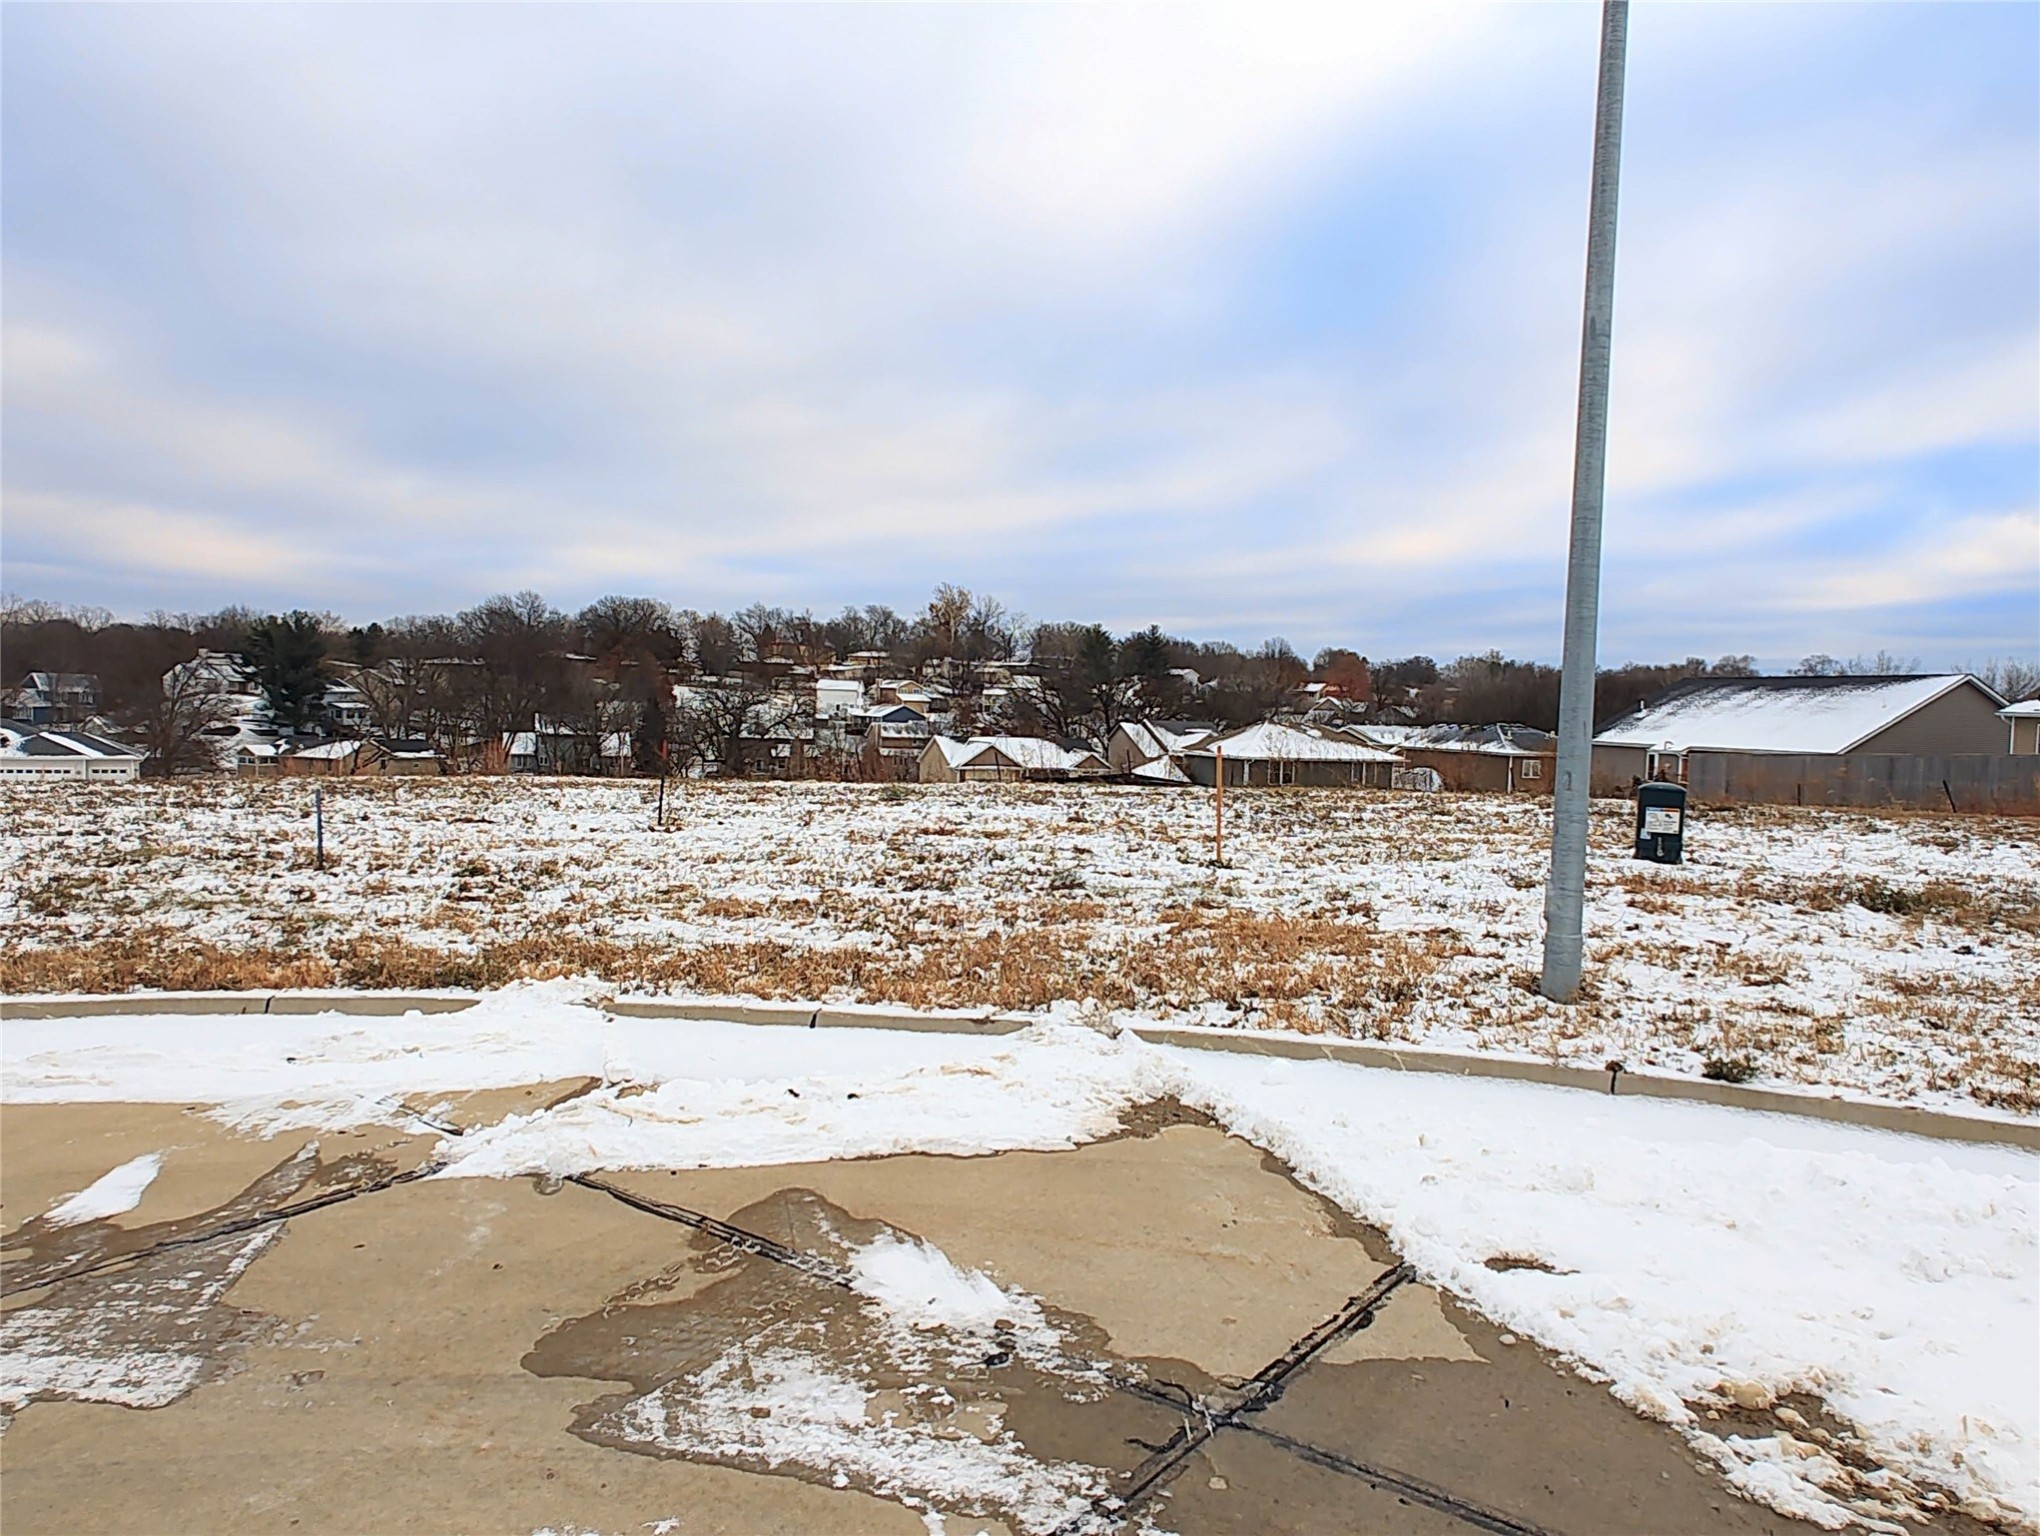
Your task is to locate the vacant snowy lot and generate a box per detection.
[3,776,2035,1111]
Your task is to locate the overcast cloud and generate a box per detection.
[3,1,2035,666]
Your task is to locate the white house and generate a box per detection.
[0,728,146,782]
[815,678,864,718]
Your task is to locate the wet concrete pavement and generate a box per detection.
[0,1099,1971,1535]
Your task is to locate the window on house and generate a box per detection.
[1275,760,1298,786]
[1521,759,1542,780]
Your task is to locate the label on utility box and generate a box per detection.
[1643,807,1682,834]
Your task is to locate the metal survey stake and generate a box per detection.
[1542,0,1629,1003]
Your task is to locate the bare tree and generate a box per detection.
[1972,657,2040,701]
[124,666,232,776]
[731,603,790,663]
[673,681,797,778]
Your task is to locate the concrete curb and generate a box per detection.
[5,990,2034,1151]
[2,991,481,1019]
[1128,1027,2040,1151]
[603,998,1030,1034]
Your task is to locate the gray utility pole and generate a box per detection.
[1542,0,1629,1004]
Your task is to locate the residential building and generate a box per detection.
[0,726,145,781]
[917,735,1110,783]
[1592,674,2010,790]
[2002,698,2040,754]
[860,708,934,778]
[1105,720,1219,773]
[283,738,445,776]
[815,678,864,718]
[6,672,100,726]
[1397,724,1556,795]
[1181,721,1400,788]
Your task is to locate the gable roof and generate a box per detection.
[926,736,1004,770]
[1130,754,1191,784]
[4,728,144,760]
[968,736,1108,773]
[1189,721,1400,762]
[1594,675,2004,755]
[1115,720,1216,762]
[1407,723,1555,757]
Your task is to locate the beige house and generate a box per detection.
[2002,698,2040,754]
[917,735,1109,783]
[1106,720,1218,772]
[282,738,444,776]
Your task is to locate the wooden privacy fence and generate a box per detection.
[1682,752,2040,816]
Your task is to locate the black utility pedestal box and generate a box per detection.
[1635,781,1687,865]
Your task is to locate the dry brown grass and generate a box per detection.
[1,906,1454,1035]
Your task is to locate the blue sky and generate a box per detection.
[3,1,2035,668]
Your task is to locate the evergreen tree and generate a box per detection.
[241,611,331,734]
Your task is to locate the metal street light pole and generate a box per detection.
[1542,0,1629,1003]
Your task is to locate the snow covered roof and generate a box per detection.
[2001,698,2040,719]
[967,736,1108,773]
[927,736,990,769]
[1350,724,1426,745]
[1406,723,1555,757]
[4,729,145,760]
[1189,721,1400,762]
[289,740,362,761]
[1594,675,2001,755]
[1119,720,1218,761]
[1130,754,1191,784]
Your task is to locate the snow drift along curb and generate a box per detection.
[4,989,2033,1151]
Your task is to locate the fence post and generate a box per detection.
[314,785,325,870]
[1215,747,1226,866]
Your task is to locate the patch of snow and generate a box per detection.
[0,1227,279,1414]
[850,1235,1062,1372]
[613,1345,1105,1536]
[435,1024,1161,1180]
[44,1153,163,1226]
[1163,1048,2039,1529]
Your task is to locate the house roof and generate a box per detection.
[289,739,362,761]
[968,736,1107,773]
[1407,723,1555,757]
[1190,721,1400,762]
[2001,698,2040,720]
[1593,674,2004,755]
[927,736,999,769]
[1130,754,1191,784]
[1118,720,1218,761]
[4,728,145,760]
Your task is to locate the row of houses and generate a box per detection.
[6,666,2035,811]
[916,719,1414,788]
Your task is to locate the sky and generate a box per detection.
[2,2,2036,670]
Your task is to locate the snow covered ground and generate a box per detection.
[2,775,2035,1111]
[6,986,2036,1530]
